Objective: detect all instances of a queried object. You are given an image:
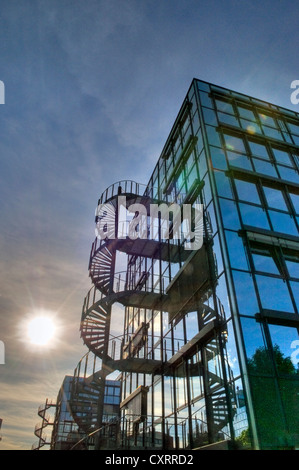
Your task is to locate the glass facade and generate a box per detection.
[46,374,121,450]
[67,79,298,451]
[117,79,299,450]
[51,376,86,450]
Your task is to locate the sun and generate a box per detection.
[27,316,56,346]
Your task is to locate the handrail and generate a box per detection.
[98,180,159,205]
[83,272,169,314]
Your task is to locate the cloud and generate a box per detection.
[0,0,298,451]
[0,379,60,450]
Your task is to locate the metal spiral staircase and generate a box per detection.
[32,399,56,450]
[69,180,236,448]
[69,352,106,435]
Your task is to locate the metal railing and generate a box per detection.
[98,180,157,205]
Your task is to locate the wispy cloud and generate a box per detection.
[0,0,298,450]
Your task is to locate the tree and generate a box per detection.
[247,344,297,376]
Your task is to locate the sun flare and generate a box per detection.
[27,316,56,346]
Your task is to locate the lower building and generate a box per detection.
[33,371,121,450]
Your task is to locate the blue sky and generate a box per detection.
[0,0,298,449]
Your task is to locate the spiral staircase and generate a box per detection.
[70,180,236,448]
[32,399,56,450]
[69,353,106,435]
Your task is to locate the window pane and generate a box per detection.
[238,106,256,121]
[258,113,276,128]
[239,203,270,229]
[262,126,282,140]
[252,253,280,275]
[272,147,292,166]
[269,211,298,236]
[215,99,234,114]
[268,324,299,374]
[218,112,239,126]
[290,281,299,311]
[253,158,278,177]
[248,141,270,159]
[290,193,299,215]
[186,163,198,190]
[215,171,233,198]
[227,151,252,170]
[210,146,228,170]
[235,179,261,204]
[206,125,222,147]
[285,259,299,279]
[256,275,294,312]
[233,270,259,316]
[292,134,299,146]
[277,165,298,183]
[219,198,241,230]
[224,133,245,153]
[263,186,288,211]
[241,120,261,135]
[241,317,272,374]
[186,151,195,174]
[287,121,299,136]
[199,91,213,108]
[203,107,217,126]
[225,230,248,270]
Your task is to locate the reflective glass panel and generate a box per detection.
[206,125,222,147]
[287,121,299,136]
[218,112,239,127]
[241,120,262,135]
[262,126,282,140]
[241,317,272,374]
[233,270,259,317]
[219,198,241,230]
[210,146,228,170]
[258,113,276,128]
[227,151,252,171]
[268,324,299,374]
[290,281,299,310]
[248,141,270,159]
[289,193,299,214]
[285,259,299,279]
[235,179,261,205]
[269,210,298,236]
[224,134,246,153]
[272,147,292,166]
[253,158,278,177]
[292,134,299,146]
[203,107,217,126]
[238,106,256,121]
[225,230,248,270]
[252,252,280,275]
[277,165,299,183]
[215,99,234,114]
[239,203,270,229]
[199,91,213,108]
[255,275,294,312]
[215,171,233,198]
[263,186,288,211]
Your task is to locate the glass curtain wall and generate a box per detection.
[195,79,299,450]
[119,80,255,450]
[119,79,299,450]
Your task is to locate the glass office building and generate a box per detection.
[78,79,299,450]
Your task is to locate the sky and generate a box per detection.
[0,0,298,450]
